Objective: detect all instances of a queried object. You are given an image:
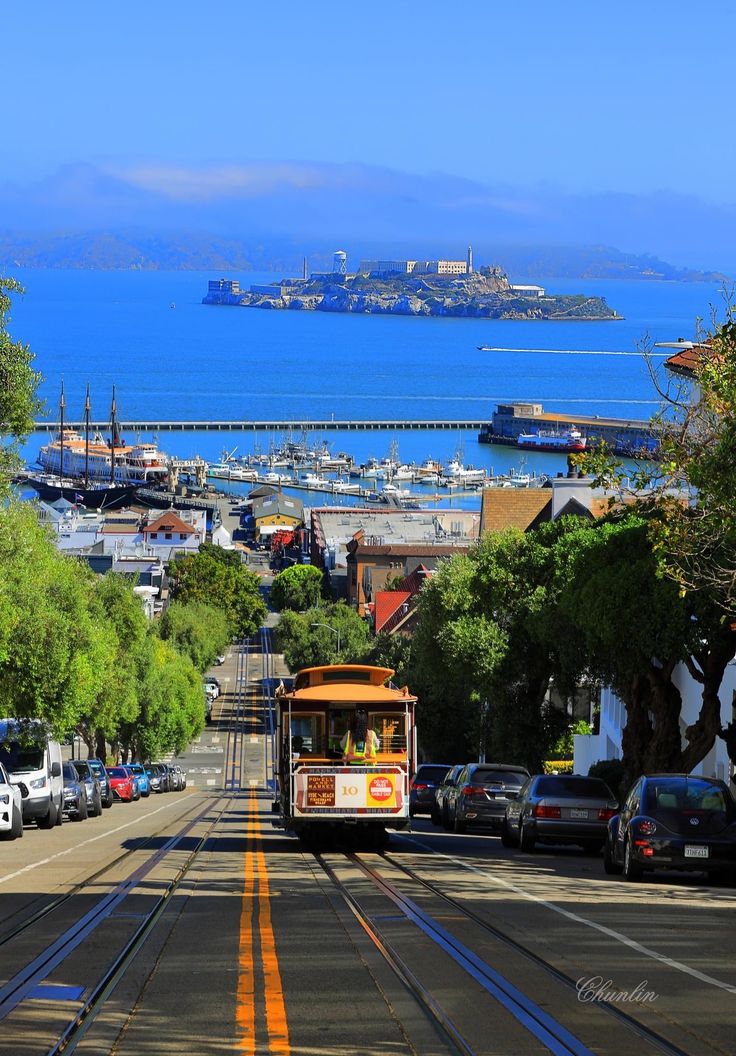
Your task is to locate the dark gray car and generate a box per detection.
[74,758,114,809]
[449,763,530,834]
[503,773,618,854]
[70,759,103,816]
[432,764,464,827]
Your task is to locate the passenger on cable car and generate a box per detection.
[341,709,380,765]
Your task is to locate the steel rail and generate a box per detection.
[346,853,596,1056]
[0,793,207,949]
[0,676,248,1053]
[380,847,695,1056]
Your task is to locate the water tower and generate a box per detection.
[333,250,347,275]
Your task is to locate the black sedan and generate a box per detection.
[605,774,736,882]
[409,764,452,818]
[503,774,618,853]
[432,764,464,827]
[449,763,530,834]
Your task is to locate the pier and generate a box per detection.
[33,418,487,433]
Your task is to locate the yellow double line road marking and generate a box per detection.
[236,788,290,1055]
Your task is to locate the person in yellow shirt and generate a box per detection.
[341,709,380,764]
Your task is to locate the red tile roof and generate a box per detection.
[144,511,197,536]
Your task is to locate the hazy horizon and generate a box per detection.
[4,3,735,273]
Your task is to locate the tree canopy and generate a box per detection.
[168,542,267,638]
[269,563,324,612]
[0,277,43,495]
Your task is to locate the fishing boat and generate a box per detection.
[25,385,165,508]
[517,426,587,452]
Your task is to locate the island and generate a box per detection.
[202,255,621,321]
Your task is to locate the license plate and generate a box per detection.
[570,809,589,819]
[684,845,709,859]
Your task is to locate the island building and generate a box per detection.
[358,246,474,277]
[507,284,545,298]
[207,278,241,296]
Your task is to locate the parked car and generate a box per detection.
[145,765,164,793]
[173,764,187,790]
[70,759,103,817]
[125,763,150,797]
[78,757,114,809]
[203,677,220,699]
[503,774,618,853]
[448,763,530,834]
[604,773,736,883]
[205,695,214,724]
[0,760,23,840]
[165,764,183,791]
[432,764,465,827]
[106,766,138,802]
[409,764,452,818]
[215,654,226,665]
[0,719,64,829]
[62,761,88,821]
[147,763,170,793]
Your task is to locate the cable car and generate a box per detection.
[273,664,416,848]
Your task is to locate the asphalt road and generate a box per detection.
[2,645,736,1056]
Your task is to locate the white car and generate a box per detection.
[215,655,226,666]
[0,760,23,840]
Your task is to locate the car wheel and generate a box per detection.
[103,794,113,809]
[519,822,536,852]
[603,837,623,875]
[453,815,467,835]
[0,806,23,841]
[500,817,518,848]
[430,805,441,826]
[74,796,88,821]
[37,801,58,830]
[623,837,643,882]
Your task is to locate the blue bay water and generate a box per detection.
[8,268,727,501]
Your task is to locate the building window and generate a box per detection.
[165,532,172,540]
[151,532,158,539]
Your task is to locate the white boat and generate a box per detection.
[517,426,587,452]
[330,480,361,494]
[298,472,330,487]
[442,458,487,483]
[262,471,293,484]
[207,462,258,482]
[382,483,411,496]
[392,464,415,481]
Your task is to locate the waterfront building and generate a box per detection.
[508,284,545,298]
[208,278,240,295]
[252,494,304,544]
[346,539,468,614]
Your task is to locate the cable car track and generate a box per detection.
[0,635,259,1054]
[312,848,696,1056]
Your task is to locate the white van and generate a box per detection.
[0,719,64,829]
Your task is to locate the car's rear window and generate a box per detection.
[645,779,734,815]
[414,765,451,784]
[535,776,612,798]
[470,769,526,786]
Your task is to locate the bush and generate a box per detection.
[543,760,574,774]
[588,758,626,798]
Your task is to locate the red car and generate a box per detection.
[106,766,138,802]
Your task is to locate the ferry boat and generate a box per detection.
[517,426,587,453]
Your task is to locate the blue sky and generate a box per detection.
[3,2,735,269]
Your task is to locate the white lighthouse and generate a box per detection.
[467,245,473,275]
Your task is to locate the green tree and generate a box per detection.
[0,505,110,737]
[0,277,43,495]
[274,602,372,670]
[168,543,266,637]
[78,572,146,758]
[269,564,324,612]
[158,600,231,670]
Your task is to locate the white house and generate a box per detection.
[574,663,736,783]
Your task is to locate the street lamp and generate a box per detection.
[311,622,341,658]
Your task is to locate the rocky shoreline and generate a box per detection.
[203,268,622,320]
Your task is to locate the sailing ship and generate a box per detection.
[24,385,168,509]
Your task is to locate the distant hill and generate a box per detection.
[0,230,728,283]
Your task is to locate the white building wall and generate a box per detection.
[574,662,736,781]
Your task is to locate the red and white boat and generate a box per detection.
[517,426,586,452]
